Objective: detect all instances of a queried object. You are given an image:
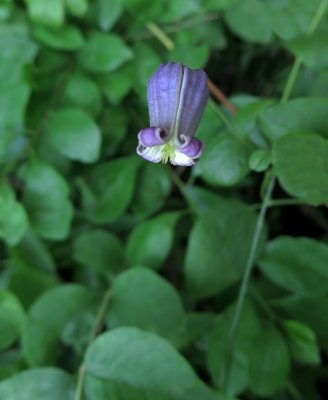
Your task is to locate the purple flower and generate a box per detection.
[137,63,209,166]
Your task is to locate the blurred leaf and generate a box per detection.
[273,295,328,345]
[272,131,328,205]
[82,156,141,223]
[184,186,225,214]
[268,0,321,40]
[283,320,320,365]
[259,98,328,141]
[85,327,218,400]
[0,368,74,400]
[47,108,101,163]
[285,28,328,69]
[224,0,273,44]
[73,229,124,278]
[79,32,133,73]
[161,0,200,22]
[0,22,37,159]
[131,163,171,218]
[249,148,271,172]
[0,350,24,381]
[96,0,122,31]
[126,212,180,270]
[199,132,250,186]
[185,198,265,298]
[0,182,29,246]
[8,267,58,308]
[98,64,133,105]
[169,30,210,69]
[25,0,65,28]
[0,291,25,351]
[32,24,84,50]
[259,236,328,295]
[207,300,262,395]
[62,74,102,117]
[100,106,129,155]
[10,228,55,274]
[22,284,95,366]
[22,158,73,240]
[130,42,161,95]
[249,325,290,396]
[107,267,186,346]
[65,0,88,17]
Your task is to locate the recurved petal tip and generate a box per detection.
[138,127,169,147]
[177,137,204,158]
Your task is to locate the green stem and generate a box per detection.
[146,22,175,50]
[251,197,305,210]
[74,288,112,400]
[281,0,328,102]
[223,175,275,393]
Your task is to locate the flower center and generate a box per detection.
[161,141,175,163]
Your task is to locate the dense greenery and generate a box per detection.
[0,0,328,399]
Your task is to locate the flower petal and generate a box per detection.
[147,63,183,133]
[138,127,169,147]
[136,144,164,163]
[170,150,195,166]
[174,67,209,148]
[177,137,204,158]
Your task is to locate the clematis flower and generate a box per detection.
[136,62,209,166]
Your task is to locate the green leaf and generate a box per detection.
[268,0,321,40]
[130,43,161,95]
[22,159,73,240]
[0,291,26,351]
[0,22,37,159]
[126,212,180,270]
[249,149,271,172]
[272,131,328,205]
[283,320,320,365]
[0,368,74,400]
[65,0,88,17]
[273,295,328,344]
[25,0,65,27]
[199,133,250,186]
[85,327,217,400]
[62,74,102,117]
[285,28,328,69]
[79,32,133,73]
[22,284,95,366]
[96,0,123,31]
[10,228,55,274]
[207,300,262,395]
[224,0,273,44]
[185,198,265,298]
[0,182,29,246]
[32,24,84,50]
[107,267,186,346]
[8,267,58,308]
[73,229,124,278]
[249,325,290,396]
[82,157,141,223]
[169,30,209,69]
[131,163,172,218]
[259,236,328,295]
[259,98,328,141]
[47,108,101,163]
[98,64,133,105]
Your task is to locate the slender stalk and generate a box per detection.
[223,176,275,393]
[207,79,237,115]
[74,288,112,400]
[251,197,305,210]
[146,22,175,50]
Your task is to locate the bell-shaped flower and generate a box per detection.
[137,62,209,166]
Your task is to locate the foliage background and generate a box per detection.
[0,0,328,399]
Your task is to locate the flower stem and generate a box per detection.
[73,288,112,400]
[146,22,175,50]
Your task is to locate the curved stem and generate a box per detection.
[223,175,275,393]
[74,288,112,400]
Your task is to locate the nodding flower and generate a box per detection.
[136,62,209,166]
